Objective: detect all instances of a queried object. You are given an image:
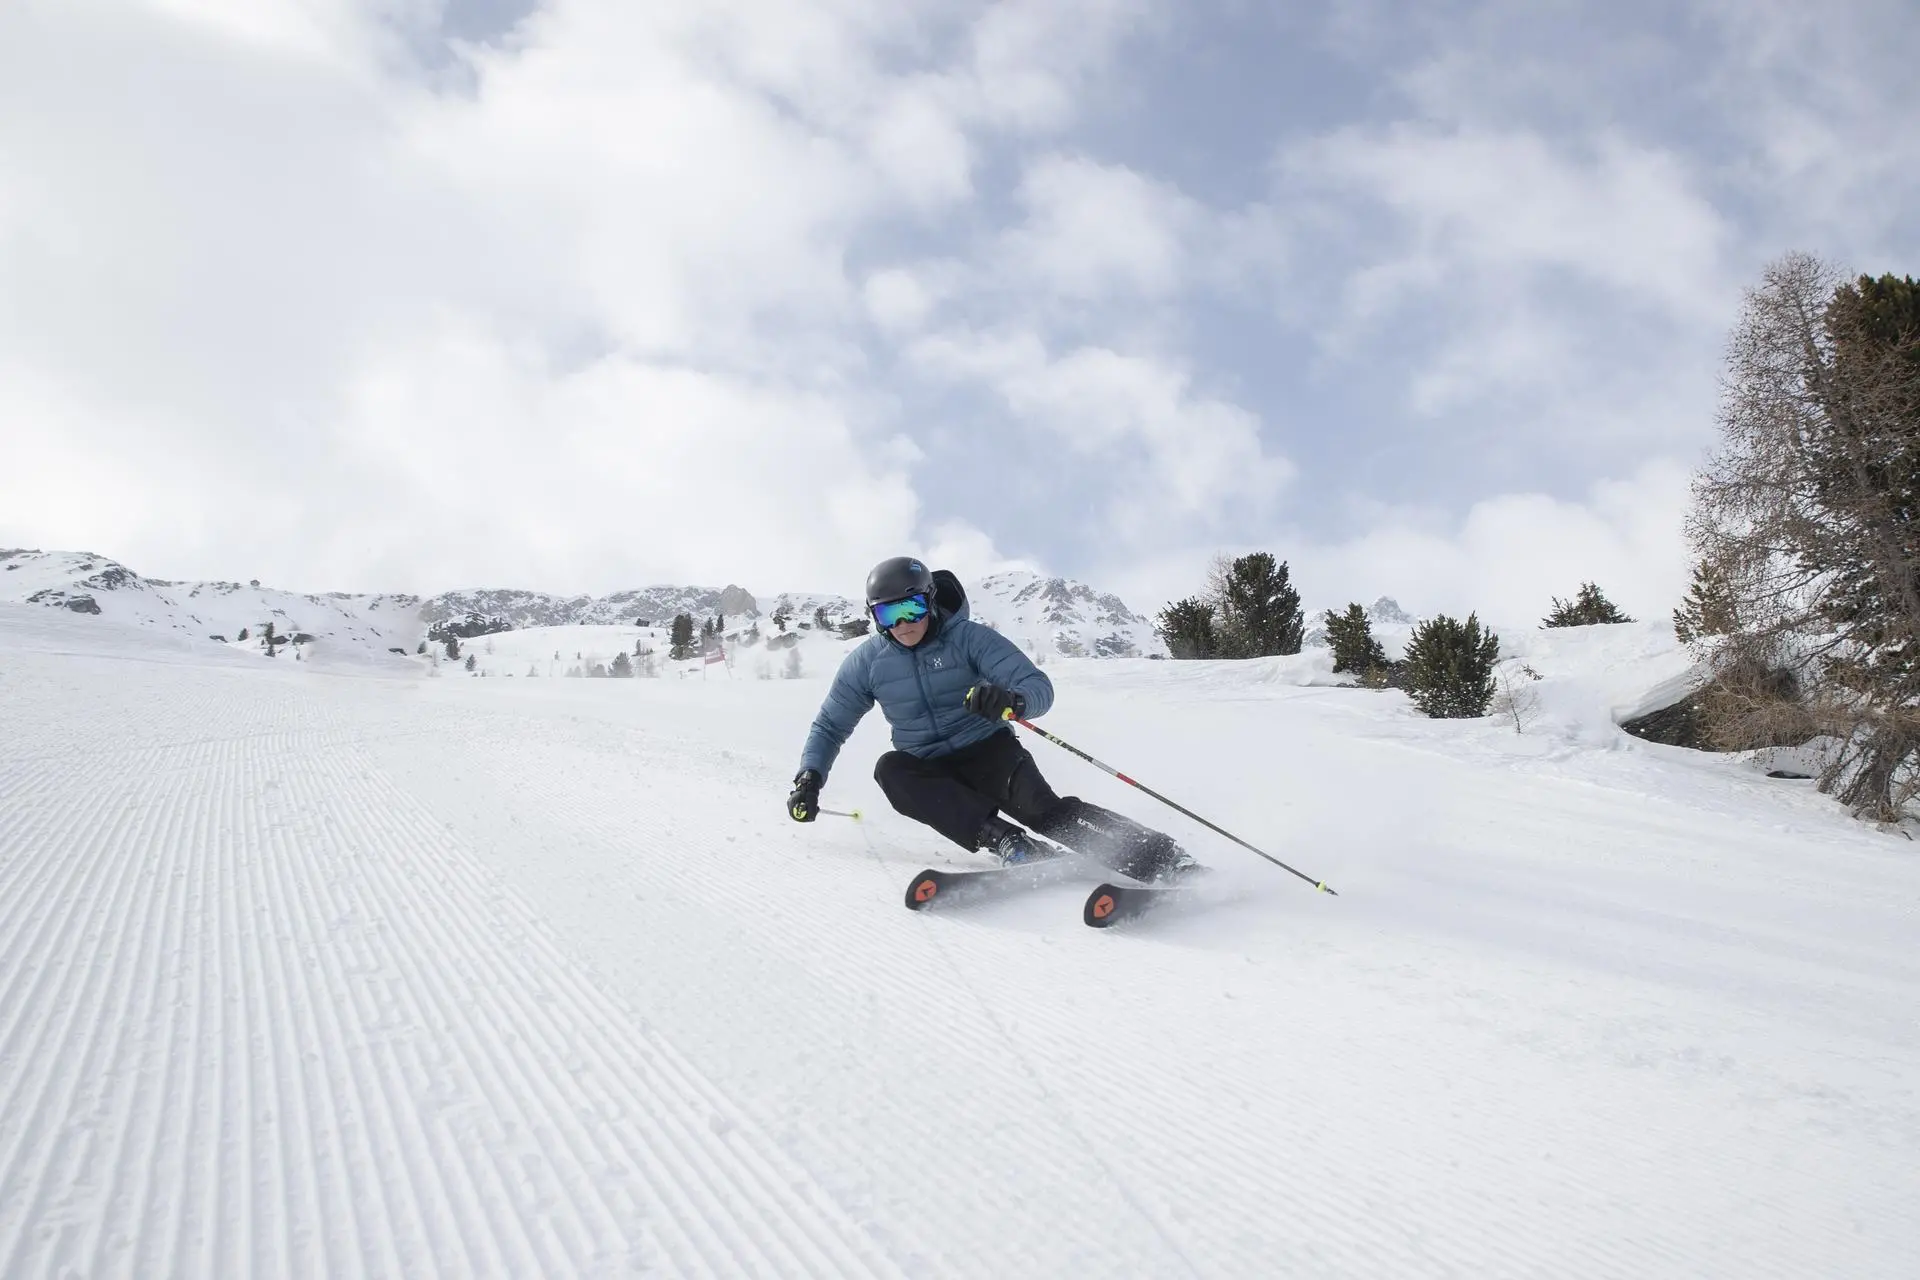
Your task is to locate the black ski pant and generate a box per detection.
[873,729,1183,879]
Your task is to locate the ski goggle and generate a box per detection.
[870,592,931,629]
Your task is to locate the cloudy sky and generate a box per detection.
[3,0,1916,623]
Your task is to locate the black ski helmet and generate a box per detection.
[865,555,934,607]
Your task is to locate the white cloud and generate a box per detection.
[920,521,1045,584]
[0,0,1160,593]
[326,314,923,591]
[863,267,942,333]
[1001,154,1196,299]
[1287,125,1732,328]
[962,0,1158,133]
[908,327,1294,540]
[1093,459,1695,628]
[1303,458,1695,625]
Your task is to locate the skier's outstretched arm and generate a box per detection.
[792,650,875,810]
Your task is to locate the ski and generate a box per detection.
[1082,867,1210,928]
[903,853,1081,910]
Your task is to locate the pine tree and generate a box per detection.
[1156,597,1218,659]
[463,653,477,673]
[1672,559,1736,644]
[1543,582,1635,627]
[237,627,250,642]
[611,652,633,677]
[1323,604,1388,675]
[1211,552,1305,656]
[445,635,461,660]
[1401,614,1500,718]
[1807,272,1920,705]
[814,605,830,630]
[669,613,696,661]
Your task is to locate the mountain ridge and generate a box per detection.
[1,549,1170,662]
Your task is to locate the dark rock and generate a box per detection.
[1621,694,1713,749]
[26,589,101,614]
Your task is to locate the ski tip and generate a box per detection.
[905,870,943,911]
[1083,884,1124,928]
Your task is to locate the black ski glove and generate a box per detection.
[787,769,823,822]
[964,682,1027,722]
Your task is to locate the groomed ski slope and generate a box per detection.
[2,604,1916,1278]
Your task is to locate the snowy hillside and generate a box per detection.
[3,601,1915,1277]
[422,618,858,683]
[5,547,1167,666]
[967,570,1166,657]
[0,548,422,664]
[422,584,765,631]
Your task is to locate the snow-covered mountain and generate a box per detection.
[419,585,764,632]
[2,549,1167,662]
[967,571,1166,658]
[1302,595,1419,649]
[0,548,423,661]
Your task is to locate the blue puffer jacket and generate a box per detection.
[798,589,1054,782]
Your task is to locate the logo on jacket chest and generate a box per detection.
[926,655,947,669]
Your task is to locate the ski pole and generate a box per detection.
[1010,716,1336,895]
[819,807,864,821]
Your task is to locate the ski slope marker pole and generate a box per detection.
[1010,716,1336,896]
[820,807,863,821]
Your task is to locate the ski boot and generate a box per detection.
[978,816,1043,865]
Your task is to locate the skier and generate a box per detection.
[785,556,1194,880]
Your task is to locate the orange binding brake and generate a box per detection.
[914,878,939,903]
[1090,892,1115,919]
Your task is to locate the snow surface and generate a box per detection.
[2,603,1916,1277]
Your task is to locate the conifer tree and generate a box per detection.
[464,653,477,673]
[1155,597,1218,659]
[1401,613,1501,718]
[445,635,461,660]
[670,613,696,660]
[1211,552,1305,656]
[1672,559,1737,644]
[1323,604,1388,675]
[1543,582,1635,627]
[611,652,633,677]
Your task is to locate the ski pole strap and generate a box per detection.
[1010,718,1336,896]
